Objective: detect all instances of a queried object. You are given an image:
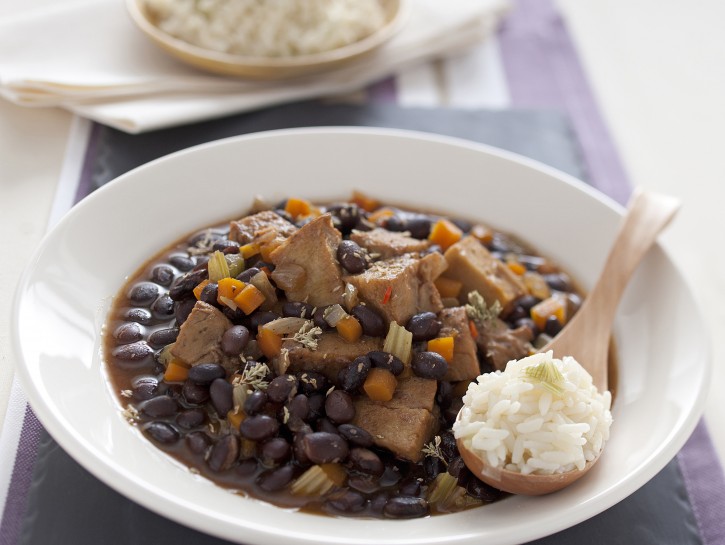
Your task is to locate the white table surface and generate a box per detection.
[2,0,724,476]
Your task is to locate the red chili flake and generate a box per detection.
[382,285,392,304]
[468,320,479,339]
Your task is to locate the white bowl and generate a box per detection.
[126,0,408,79]
[12,128,710,544]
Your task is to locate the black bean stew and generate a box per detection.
[105,194,585,519]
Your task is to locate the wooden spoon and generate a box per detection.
[457,188,680,495]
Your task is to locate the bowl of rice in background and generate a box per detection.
[126,0,408,78]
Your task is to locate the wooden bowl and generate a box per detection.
[126,0,408,79]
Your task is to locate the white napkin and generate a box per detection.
[0,0,509,133]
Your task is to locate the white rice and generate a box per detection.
[144,0,387,57]
[453,351,613,475]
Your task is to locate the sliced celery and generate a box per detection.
[208,250,230,282]
[383,321,413,364]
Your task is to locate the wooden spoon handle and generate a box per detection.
[544,189,680,390]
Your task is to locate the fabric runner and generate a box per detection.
[2,1,724,544]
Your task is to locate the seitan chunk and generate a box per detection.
[269,215,346,307]
[170,301,236,372]
[350,228,430,259]
[352,377,438,461]
[345,252,447,326]
[478,318,534,371]
[442,237,526,315]
[282,333,383,383]
[229,210,297,251]
[437,307,480,382]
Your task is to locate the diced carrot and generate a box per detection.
[523,271,551,300]
[428,219,463,251]
[367,207,395,224]
[285,197,313,219]
[427,336,455,363]
[363,368,398,402]
[193,279,210,300]
[227,410,245,429]
[351,190,380,212]
[164,360,190,382]
[507,260,527,276]
[233,284,266,315]
[239,243,260,259]
[259,239,283,262]
[217,277,245,303]
[257,327,282,359]
[434,277,462,299]
[381,285,392,305]
[468,320,479,340]
[471,224,493,245]
[336,315,363,343]
[530,294,568,331]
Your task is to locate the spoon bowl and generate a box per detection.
[457,188,680,495]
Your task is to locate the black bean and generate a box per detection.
[293,427,313,466]
[260,437,291,466]
[337,240,367,274]
[169,269,208,301]
[150,264,175,286]
[338,356,371,392]
[188,363,226,385]
[213,239,239,252]
[423,456,443,480]
[326,490,366,513]
[543,273,571,292]
[128,282,159,305]
[337,424,374,448]
[313,306,332,330]
[349,447,384,476]
[236,459,258,476]
[240,415,279,441]
[380,464,402,487]
[447,456,466,478]
[301,432,349,464]
[221,325,250,356]
[369,493,389,514]
[368,351,404,376]
[140,395,178,418]
[451,217,472,233]
[506,304,528,324]
[113,322,143,344]
[267,375,298,403]
[466,477,503,502]
[151,294,175,317]
[383,496,429,519]
[515,317,538,337]
[208,435,239,472]
[307,393,325,421]
[124,307,153,325]
[399,479,422,496]
[186,431,212,454]
[174,299,196,326]
[148,327,179,348]
[257,464,295,492]
[169,254,195,272]
[385,216,406,232]
[516,294,541,312]
[288,394,310,422]
[325,390,355,424]
[439,431,458,462]
[144,422,179,445]
[327,203,362,234]
[236,267,261,283]
[544,315,563,337]
[456,465,473,489]
[316,417,339,435]
[351,305,385,337]
[411,351,448,380]
[348,475,381,494]
[436,381,453,411]
[405,216,432,239]
[297,372,328,395]
[112,341,153,362]
[243,390,267,416]
[406,312,441,342]
[199,282,219,306]
[182,380,210,405]
[210,378,233,417]
[282,301,315,319]
[132,376,159,401]
[176,408,206,429]
[248,310,279,331]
